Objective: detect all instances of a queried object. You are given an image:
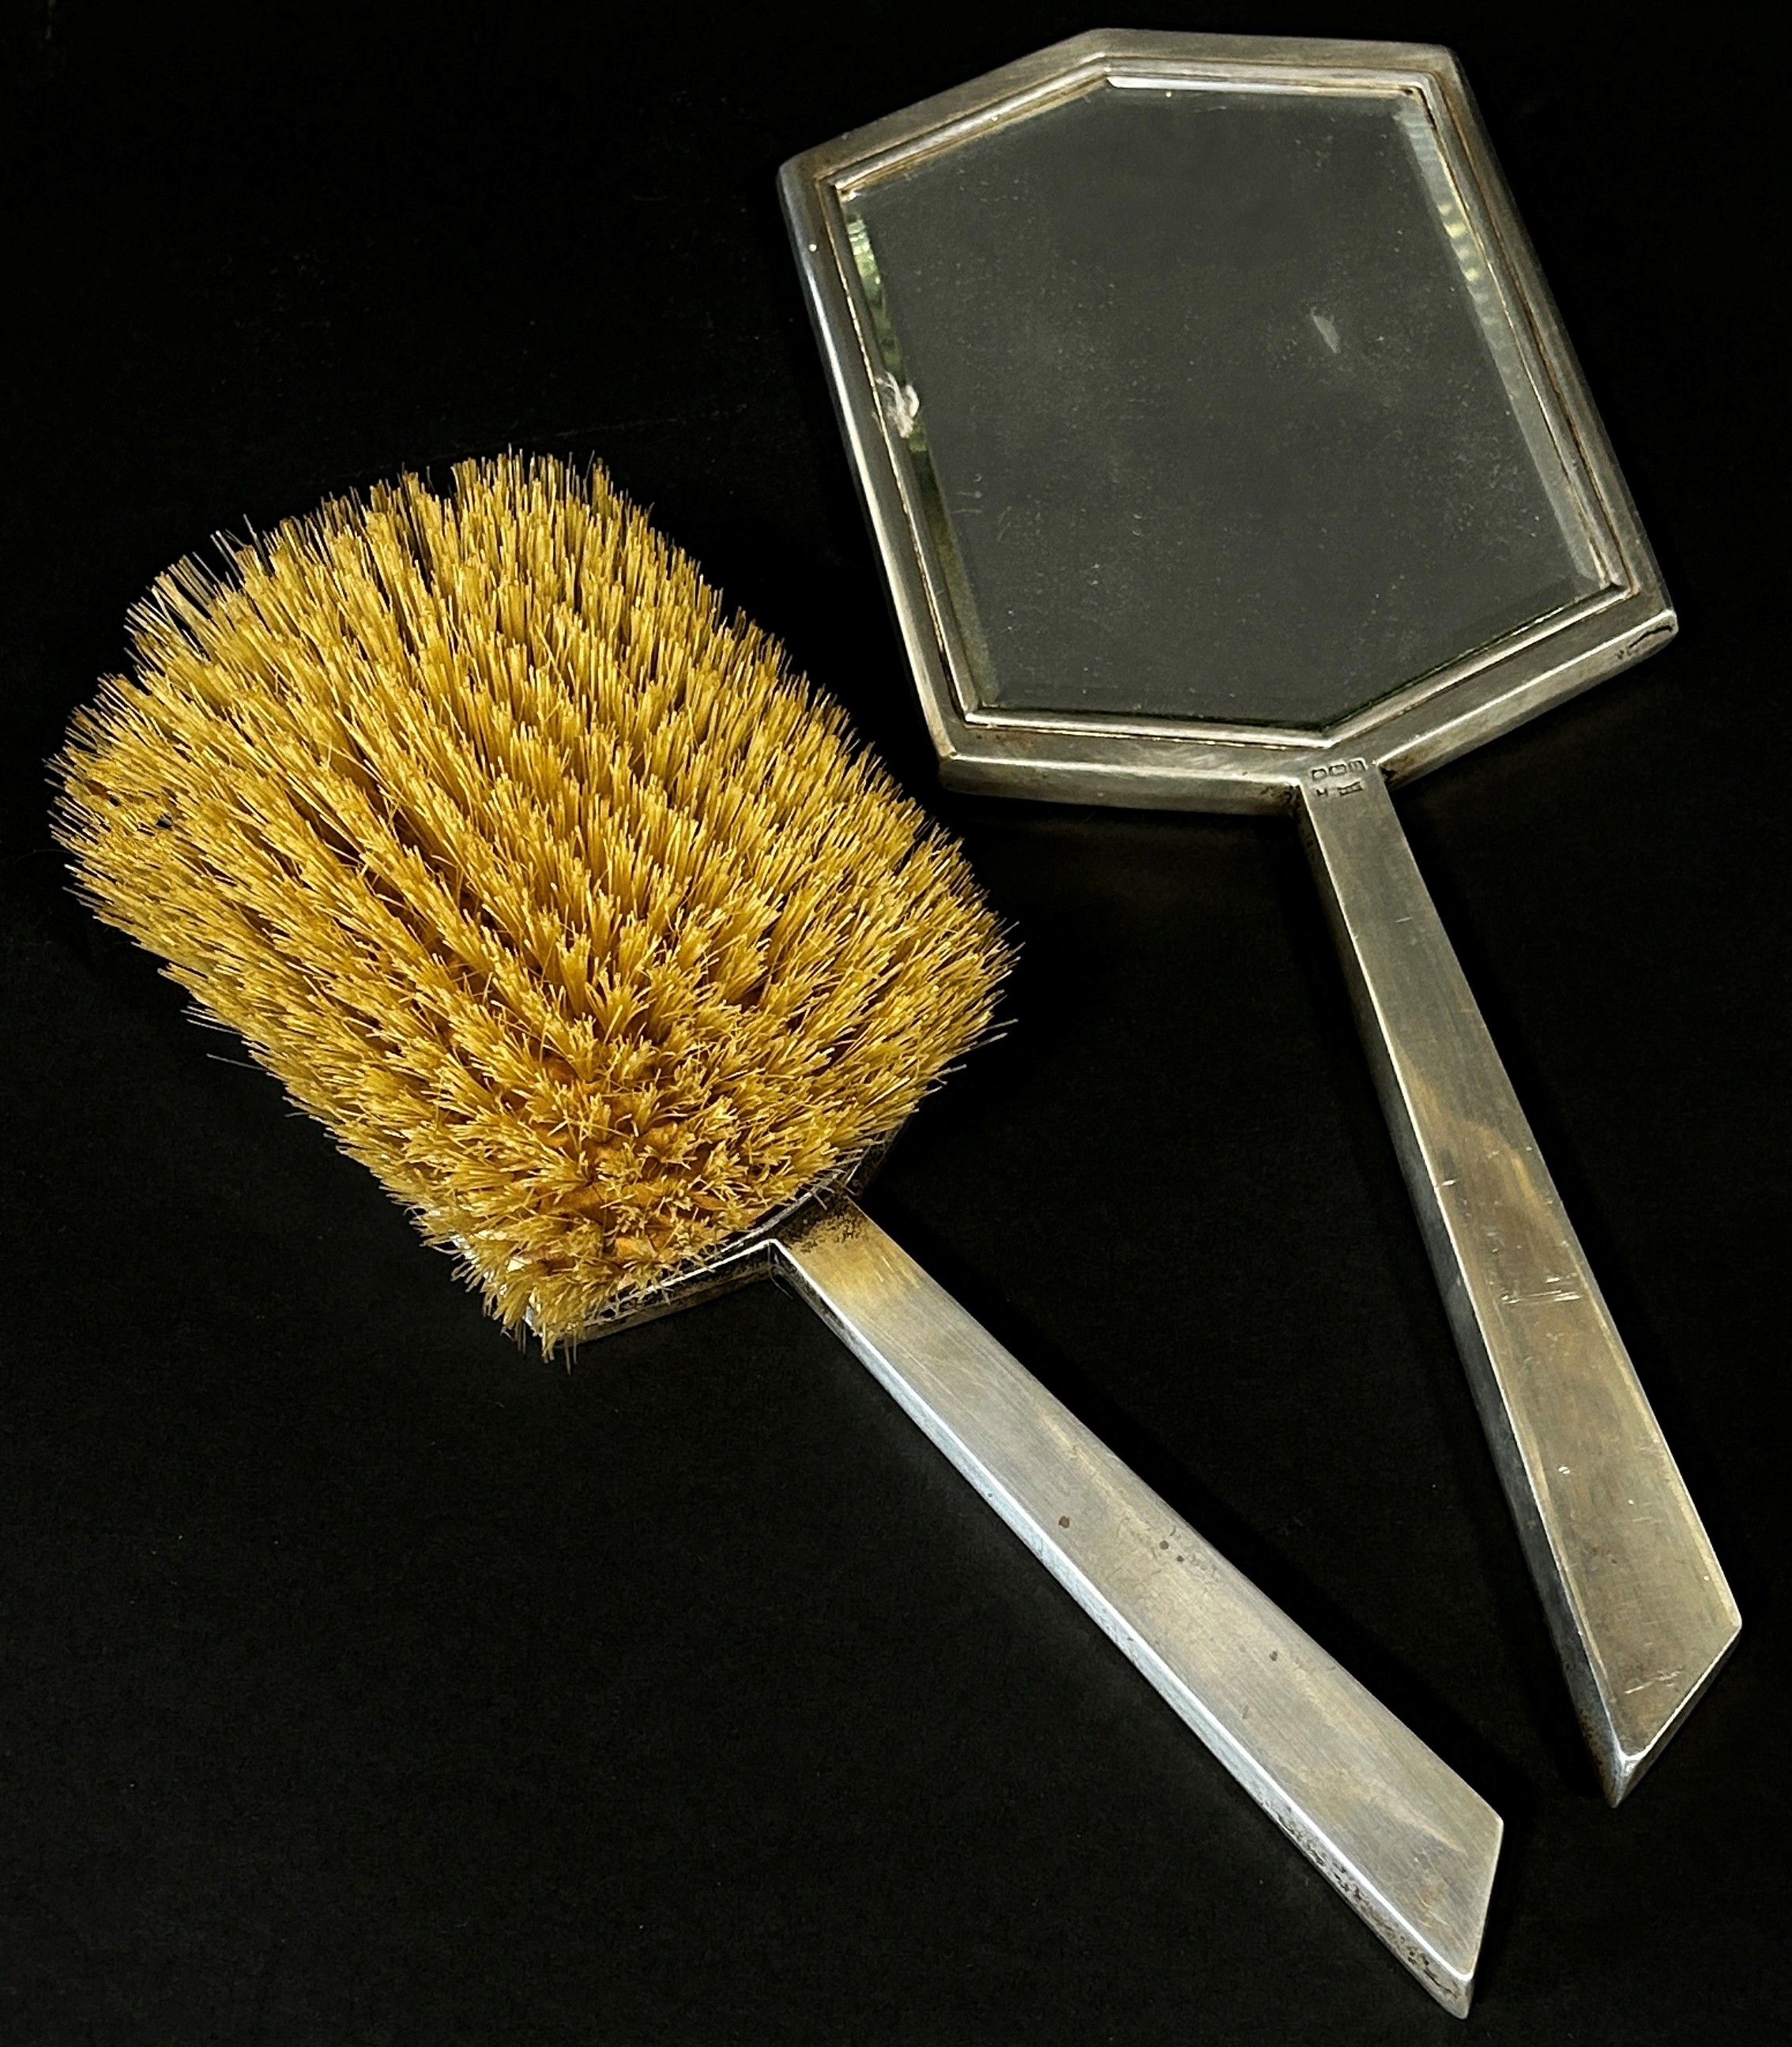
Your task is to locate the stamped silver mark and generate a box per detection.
[1310,757,1370,797]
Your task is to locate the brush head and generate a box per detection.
[55,455,1008,1348]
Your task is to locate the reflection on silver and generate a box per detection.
[585,1197,1502,2011]
[1387,91,1608,593]
[1300,768,1740,1799]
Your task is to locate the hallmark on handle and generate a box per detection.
[1310,757,1371,797]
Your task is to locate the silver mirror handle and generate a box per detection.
[773,1198,1500,2014]
[1298,764,1739,1801]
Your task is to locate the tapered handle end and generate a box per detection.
[1357,1791,1501,2016]
[1593,1590,1741,1806]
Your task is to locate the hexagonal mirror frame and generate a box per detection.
[780,28,1673,813]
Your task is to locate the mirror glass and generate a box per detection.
[844,81,1608,729]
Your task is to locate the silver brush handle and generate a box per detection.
[773,1198,1500,2015]
[1298,763,1739,1802]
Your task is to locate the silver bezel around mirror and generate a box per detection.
[779,28,1673,814]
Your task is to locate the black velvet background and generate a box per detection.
[2,4,1785,2041]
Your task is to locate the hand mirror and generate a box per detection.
[781,28,1739,1801]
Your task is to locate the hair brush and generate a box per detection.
[55,453,1500,2010]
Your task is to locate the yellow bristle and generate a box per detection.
[53,454,1009,1348]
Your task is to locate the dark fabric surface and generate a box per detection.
[2,4,1784,2041]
